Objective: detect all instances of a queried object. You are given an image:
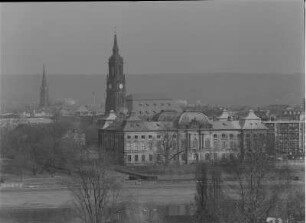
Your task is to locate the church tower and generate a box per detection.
[39,64,49,108]
[105,34,126,114]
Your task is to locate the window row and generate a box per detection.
[188,152,237,161]
[127,154,153,163]
[126,142,147,150]
[126,134,176,140]
[213,133,239,139]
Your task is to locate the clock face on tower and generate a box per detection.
[119,83,123,89]
[108,84,112,89]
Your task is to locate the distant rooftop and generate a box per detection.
[126,93,171,101]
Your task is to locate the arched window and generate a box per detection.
[205,139,210,148]
[193,138,198,148]
[222,141,226,148]
[194,153,199,162]
[205,153,210,160]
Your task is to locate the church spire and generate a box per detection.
[112,33,119,54]
[105,33,126,115]
[42,64,47,87]
[39,64,49,108]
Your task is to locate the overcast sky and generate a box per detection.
[0,0,304,75]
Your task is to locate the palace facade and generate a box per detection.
[99,109,268,165]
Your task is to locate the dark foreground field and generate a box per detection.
[0,161,304,223]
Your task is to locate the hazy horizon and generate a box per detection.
[1,1,304,76]
[1,73,304,111]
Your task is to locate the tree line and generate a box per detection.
[194,150,305,223]
[0,117,98,180]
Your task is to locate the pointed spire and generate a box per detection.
[39,64,49,108]
[41,64,47,87]
[112,33,119,54]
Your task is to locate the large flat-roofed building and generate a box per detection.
[98,109,268,166]
[126,93,184,120]
[263,117,305,157]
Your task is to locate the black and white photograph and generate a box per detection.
[0,1,305,223]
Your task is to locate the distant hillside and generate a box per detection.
[0,73,304,111]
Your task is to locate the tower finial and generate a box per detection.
[113,32,119,54]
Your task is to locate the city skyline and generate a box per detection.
[0,2,305,223]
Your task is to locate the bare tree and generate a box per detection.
[194,161,222,223]
[155,131,183,166]
[224,149,290,223]
[69,157,122,223]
